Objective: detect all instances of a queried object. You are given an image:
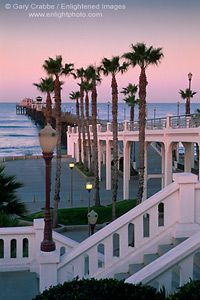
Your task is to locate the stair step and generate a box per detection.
[114,272,129,280]
[173,237,188,246]
[158,244,174,256]
[129,263,144,275]
[144,254,159,266]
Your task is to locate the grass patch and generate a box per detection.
[23,199,136,226]
[75,163,95,177]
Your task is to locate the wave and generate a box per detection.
[0,125,32,128]
[0,134,37,137]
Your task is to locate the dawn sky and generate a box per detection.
[0,0,200,103]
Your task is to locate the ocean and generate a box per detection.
[0,102,199,157]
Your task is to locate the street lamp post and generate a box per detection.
[88,210,98,235]
[98,107,100,120]
[154,106,156,119]
[38,123,58,252]
[107,101,110,122]
[124,106,126,120]
[86,182,92,236]
[177,102,180,116]
[69,163,74,206]
[188,72,192,115]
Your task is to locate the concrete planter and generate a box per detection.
[74,165,95,181]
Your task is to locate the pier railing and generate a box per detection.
[67,113,200,135]
[169,114,200,129]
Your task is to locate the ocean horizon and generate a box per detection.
[0,102,199,157]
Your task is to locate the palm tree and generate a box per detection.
[33,77,54,124]
[179,88,197,115]
[80,79,93,173]
[123,43,164,205]
[69,91,82,163]
[100,56,129,220]
[121,84,138,123]
[121,84,139,165]
[0,165,27,216]
[85,65,101,207]
[77,68,87,170]
[43,55,75,227]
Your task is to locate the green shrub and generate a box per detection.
[168,279,200,300]
[0,214,19,227]
[33,278,165,300]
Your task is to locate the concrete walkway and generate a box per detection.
[1,145,162,215]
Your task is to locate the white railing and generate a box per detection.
[57,181,181,282]
[67,114,200,137]
[57,173,200,284]
[0,220,78,272]
[0,226,36,271]
[126,231,200,293]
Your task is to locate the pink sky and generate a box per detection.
[0,0,200,103]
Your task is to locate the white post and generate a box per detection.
[38,250,60,292]
[166,114,173,128]
[106,139,111,190]
[98,140,102,181]
[161,144,165,189]
[107,122,111,132]
[164,143,173,186]
[191,142,194,169]
[173,173,197,224]
[123,140,130,200]
[183,142,192,173]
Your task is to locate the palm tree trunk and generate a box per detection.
[130,105,134,122]
[186,99,190,115]
[80,88,87,169]
[76,99,82,163]
[53,76,61,228]
[112,75,118,221]
[137,68,147,205]
[46,92,52,125]
[85,92,92,173]
[92,83,100,207]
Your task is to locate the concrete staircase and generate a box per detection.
[114,238,188,283]
[0,271,39,300]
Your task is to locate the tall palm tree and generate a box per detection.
[33,77,54,124]
[80,79,93,173]
[69,91,81,163]
[179,88,197,115]
[0,165,27,216]
[121,84,139,165]
[85,65,101,207]
[77,68,87,170]
[123,43,164,205]
[43,55,75,227]
[101,56,129,220]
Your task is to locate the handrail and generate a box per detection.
[126,231,200,286]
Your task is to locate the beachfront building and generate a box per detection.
[67,113,200,201]
[20,97,33,107]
